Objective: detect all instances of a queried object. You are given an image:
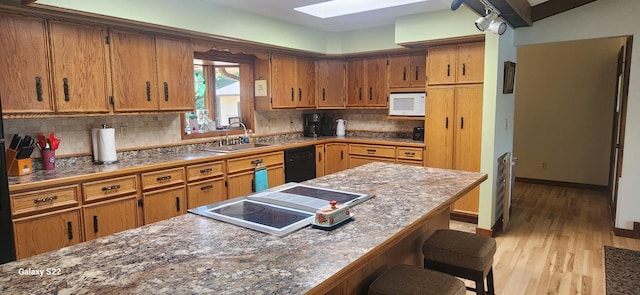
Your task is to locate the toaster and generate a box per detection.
[412,126,424,141]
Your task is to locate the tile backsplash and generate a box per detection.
[4,109,422,158]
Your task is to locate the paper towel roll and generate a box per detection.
[92,127,117,164]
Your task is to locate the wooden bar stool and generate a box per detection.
[369,264,466,295]
[422,229,497,295]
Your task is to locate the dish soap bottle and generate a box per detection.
[243,130,249,144]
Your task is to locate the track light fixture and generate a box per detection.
[474,8,507,35]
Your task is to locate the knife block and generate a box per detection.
[6,148,32,176]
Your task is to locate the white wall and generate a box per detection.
[514,0,640,230]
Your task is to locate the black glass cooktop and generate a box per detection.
[280,186,362,204]
[211,200,312,229]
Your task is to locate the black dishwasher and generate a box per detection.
[284,145,316,182]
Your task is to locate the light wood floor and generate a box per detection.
[452,182,640,295]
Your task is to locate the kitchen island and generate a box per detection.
[0,162,486,294]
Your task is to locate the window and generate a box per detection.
[181,51,254,140]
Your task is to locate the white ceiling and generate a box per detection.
[203,0,549,32]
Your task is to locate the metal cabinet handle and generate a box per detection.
[298,88,302,101]
[462,63,466,76]
[366,149,376,154]
[93,216,99,233]
[291,88,294,101]
[318,152,322,162]
[447,64,450,77]
[63,78,70,102]
[415,66,419,81]
[176,197,181,211]
[446,117,449,129]
[200,185,213,191]
[163,82,169,101]
[251,179,256,192]
[200,168,213,174]
[67,222,73,240]
[251,159,263,165]
[340,150,344,160]
[35,76,43,102]
[369,87,372,100]
[102,185,121,192]
[146,81,151,101]
[34,195,57,204]
[156,175,172,182]
[461,117,464,129]
[359,88,362,100]
[403,66,407,81]
[322,88,326,101]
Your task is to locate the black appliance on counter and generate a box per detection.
[413,126,425,141]
[320,114,334,136]
[303,113,320,138]
[0,98,17,264]
[284,145,316,182]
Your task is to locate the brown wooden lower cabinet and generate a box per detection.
[324,143,348,174]
[142,186,187,224]
[187,178,226,209]
[226,166,285,198]
[13,207,82,260]
[348,155,396,168]
[82,196,137,241]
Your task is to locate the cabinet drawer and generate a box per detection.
[349,144,396,158]
[396,147,424,160]
[141,167,185,190]
[186,161,225,182]
[82,175,138,203]
[227,152,284,174]
[187,178,226,209]
[11,185,80,217]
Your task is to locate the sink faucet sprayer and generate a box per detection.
[224,122,247,145]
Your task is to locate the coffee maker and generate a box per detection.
[303,113,320,137]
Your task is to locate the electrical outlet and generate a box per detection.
[541,162,548,170]
[120,126,128,138]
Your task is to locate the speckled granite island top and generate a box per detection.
[0,162,486,294]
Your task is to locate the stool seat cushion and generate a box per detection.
[422,229,496,271]
[369,264,466,295]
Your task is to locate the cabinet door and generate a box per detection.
[296,56,316,108]
[0,14,53,113]
[410,53,427,87]
[388,54,411,88]
[13,208,82,260]
[187,178,226,209]
[270,53,297,108]
[425,86,455,169]
[156,36,195,111]
[110,29,158,112]
[427,45,457,85]
[325,143,348,174]
[316,144,325,177]
[48,21,110,113]
[365,56,388,107]
[316,59,345,108]
[348,155,395,169]
[267,165,285,188]
[455,42,484,84]
[227,170,254,198]
[83,196,137,241]
[143,186,186,224]
[346,59,366,106]
[453,85,483,173]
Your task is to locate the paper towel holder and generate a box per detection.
[92,124,119,165]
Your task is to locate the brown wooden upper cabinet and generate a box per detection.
[346,56,388,107]
[269,53,316,109]
[316,59,346,108]
[110,30,194,112]
[427,42,484,85]
[388,53,426,89]
[0,13,54,114]
[155,36,196,111]
[49,21,111,113]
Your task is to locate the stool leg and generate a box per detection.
[475,276,486,295]
[487,267,495,295]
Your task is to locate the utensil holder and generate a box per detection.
[6,149,32,176]
[41,150,55,170]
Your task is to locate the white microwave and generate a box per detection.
[389,92,426,116]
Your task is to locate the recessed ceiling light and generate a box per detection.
[294,0,428,19]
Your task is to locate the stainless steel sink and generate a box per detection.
[201,143,272,153]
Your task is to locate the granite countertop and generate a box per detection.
[8,136,424,190]
[0,162,486,294]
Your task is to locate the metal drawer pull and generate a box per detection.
[63,78,70,101]
[102,185,121,192]
[404,152,416,157]
[33,195,58,204]
[200,185,213,191]
[176,197,181,211]
[163,82,169,101]
[251,159,263,165]
[415,66,419,80]
[366,149,376,154]
[67,222,73,240]
[146,81,151,101]
[156,175,172,182]
[35,76,43,101]
[403,66,407,81]
[200,168,213,174]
